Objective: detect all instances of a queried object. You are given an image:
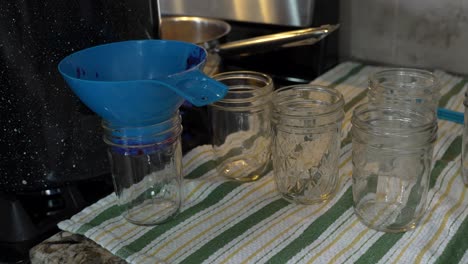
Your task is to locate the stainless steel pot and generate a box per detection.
[161,16,231,50]
[161,16,339,75]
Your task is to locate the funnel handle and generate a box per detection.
[165,71,228,107]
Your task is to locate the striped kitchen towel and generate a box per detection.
[58,62,468,264]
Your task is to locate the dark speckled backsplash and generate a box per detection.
[0,0,160,192]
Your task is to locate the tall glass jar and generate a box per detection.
[368,68,440,113]
[102,113,183,226]
[271,85,344,204]
[351,103,437,232]
[210,71,273,182]
[463,92,468,186]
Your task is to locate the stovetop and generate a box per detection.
[219,20,338,84]
[0,177,114,263]
[180,20,339,153]
[1,17,339,263]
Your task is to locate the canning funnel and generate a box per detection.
[58,40,228,127]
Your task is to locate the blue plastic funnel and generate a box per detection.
[58,40,228,126]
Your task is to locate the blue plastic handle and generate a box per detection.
[437,108,464,124]
[58,40,228,126]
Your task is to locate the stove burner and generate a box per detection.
[0,177,113,263]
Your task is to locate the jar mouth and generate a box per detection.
[212,71,273,104]
[369,68,440,96]
[102,112,182,147]
[272,85,345,118]
[351,103,437,137]
[102,112,180,132]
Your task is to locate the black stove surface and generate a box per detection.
[0,177,113,263]
[180,20,339,153]
[1,14,339,263]
[220,20,339,84]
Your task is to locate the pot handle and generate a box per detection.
[216,24,340,56]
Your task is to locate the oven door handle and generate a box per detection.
[215,24,340,56]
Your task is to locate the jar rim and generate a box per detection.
[351,103,437,136]
[272,85,344,118]
[102,112,182,147]
[102,112,180,131]
[212,71,273,104]
[369,68,439,94]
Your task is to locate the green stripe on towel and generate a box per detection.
[116,181,242,258]
[179,198,290,264]
[438,79,468,108]
[354,135,462,264]
[434,213,468,264]
[268,187,354,263]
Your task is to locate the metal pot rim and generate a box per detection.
[161,16,231,45]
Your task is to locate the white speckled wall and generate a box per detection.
[339,0,468,75]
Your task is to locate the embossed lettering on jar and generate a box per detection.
[272,85,344,204]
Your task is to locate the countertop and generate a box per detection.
[30,231,125,264]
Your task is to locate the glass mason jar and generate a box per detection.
[463,92,468,186]
[210,71,274,182]
[271,85,344,204]
[102,113,183,226]
[351,103,437,232]
[368,68,440,113]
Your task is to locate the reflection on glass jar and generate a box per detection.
[210,71,274,182]
[463,92,468,186]
[351,103,437,232]
[368,68,440,113]
[103,113,183,226]
[271,85,344,204]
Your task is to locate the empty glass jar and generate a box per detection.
[351,103,437,232]
[103,113,183,226]
[271,85,344,204]
[210,71,273,182]
[463,92,468,186]
[368,68,440,113]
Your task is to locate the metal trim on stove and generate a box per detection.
[160,0,316,26]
